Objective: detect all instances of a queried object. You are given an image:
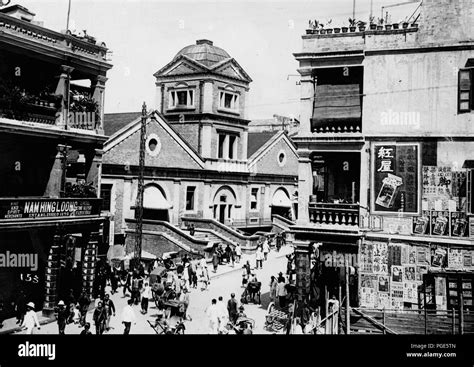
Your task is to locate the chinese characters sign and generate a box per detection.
[372,143,420,214]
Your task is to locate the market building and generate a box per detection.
[0,5,112,316]
[101,40,298,257]
[292,0,474,326]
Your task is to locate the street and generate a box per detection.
[21,247,291,335]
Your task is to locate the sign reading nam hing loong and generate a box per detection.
[0,199,101,220]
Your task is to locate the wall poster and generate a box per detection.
[372,143,421,215]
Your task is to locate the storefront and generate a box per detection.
[0,198,103,317]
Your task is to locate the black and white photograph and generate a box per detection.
[0,0,473,364]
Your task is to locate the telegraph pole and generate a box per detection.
[134,102,147,270]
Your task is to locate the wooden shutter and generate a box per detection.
[458,69,472,113]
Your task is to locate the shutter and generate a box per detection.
[458,69,472,113]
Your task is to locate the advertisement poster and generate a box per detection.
[359,241,374,273]
[451,212,468,237]
[391,265,403,283]
[448,249,464,269]
[408,247,417,264]
[435,277,448,311]
[463,250,473,268]
[388,244,402,268]
[373,242,388,274]
[401,244,409,264]
[431,247,447,267]
[372,143,420,214]
[416,247,431,265]
[378,275,390,292]
[360,274,377,288]
[360,287,376,308]
[390,282,404,310]
[376,292,390,310]
[413,210,431,235]
[416,265,428,281]
[403,281,419,303]
[383,217,413,235]
[404,265,416,281]
[431,211,449,236]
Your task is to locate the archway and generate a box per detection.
[271,188,293,220]
[213,186,236,224]
[142,185,171,221]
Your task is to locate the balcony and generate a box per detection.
[0,13,108,62]
[309,200,360,228]
[205,158,248,173]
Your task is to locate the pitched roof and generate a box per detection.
[103,112,141,137]
[247,131,278,158]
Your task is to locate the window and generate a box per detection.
[185,186,196,211]
[229,135,236,159]
[250,188,259,210]
[218,134,225,158]
[100,184,113,212]
[146,134,161,157]
[169,89,194,108]
[459,69,473,113]
[277,150,287,167]
[219,91,239,111]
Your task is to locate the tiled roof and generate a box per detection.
[103,112,141,137]
[173,40,231,67]
[247,131,278,158]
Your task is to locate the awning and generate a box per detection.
[463,160,474,169]
[143,186,172,210]
[271,190,292,208]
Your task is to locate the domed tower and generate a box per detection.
[154,39,252,160]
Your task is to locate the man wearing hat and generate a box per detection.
[21,302,40,334]
[56,300,69,335]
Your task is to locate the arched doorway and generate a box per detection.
[213,187,236,224]
[142,185,171,221]
[271,188,293,220]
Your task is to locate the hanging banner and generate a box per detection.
[372,143,420,215]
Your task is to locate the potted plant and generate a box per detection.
[341,25,348,33]
[369,16,377,30]
[348,18,357,32]
[326,28,333,34]
[377,17,384,30]
[402,21,409,29]
[385,23,392,30]
[392,22,400,30]
[334,27,341,33]
[357,20,367,32]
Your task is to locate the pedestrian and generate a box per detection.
[255,246,264,269]
[72,303,81,324]
[92,301,107,335]
[78,292,90,327]
[269,275,278,304]
[206,299,220,334]
[110,267,119,294]
[199,263,210,291]
[188,261,197,289]
[262,238,270,261]
[131,272,141,305]
[242,260,251,287]
[189,224,195,236]
[21,302,40,334]
[141,281,152,314]
[178,287,191,321]
[234,244,242,264]
[56,300,69,335]
[123,271,132,297]
[183,263,190,289]
[217,296,228,332]
[103,294,116,331]
[277,277,288,308]
[121,299,136,335]
[80,322,92,335]
[227,293,238,324]
[212,249,219,273]
[15,290,27,325]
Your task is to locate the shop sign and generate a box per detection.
[0,198,102,220]
[371,143,420,215]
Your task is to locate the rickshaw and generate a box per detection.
[222,317,255,335]
[240,280,261,304]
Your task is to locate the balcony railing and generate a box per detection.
[311,120,362,134]
[309,201,360,227]
[0,13,108,62]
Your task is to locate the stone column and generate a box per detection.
[55,65,74,128]
[299,73,315,135]
[223,135,230,159]
[85,148,103,196]
[43,232,62,315]
[200,123,213,158]
[44,144,70,198]
[91,75,108,134]
[297,150,313,225]
[172,179,181,226]
[241,130,248,161]
[202,81,214,113]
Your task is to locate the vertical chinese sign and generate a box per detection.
[372,143,420,215]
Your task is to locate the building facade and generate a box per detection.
[293,0,474,315]
[102,40,298,257]
[0,5,112,316]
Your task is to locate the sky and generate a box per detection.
[14,0,420,120]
